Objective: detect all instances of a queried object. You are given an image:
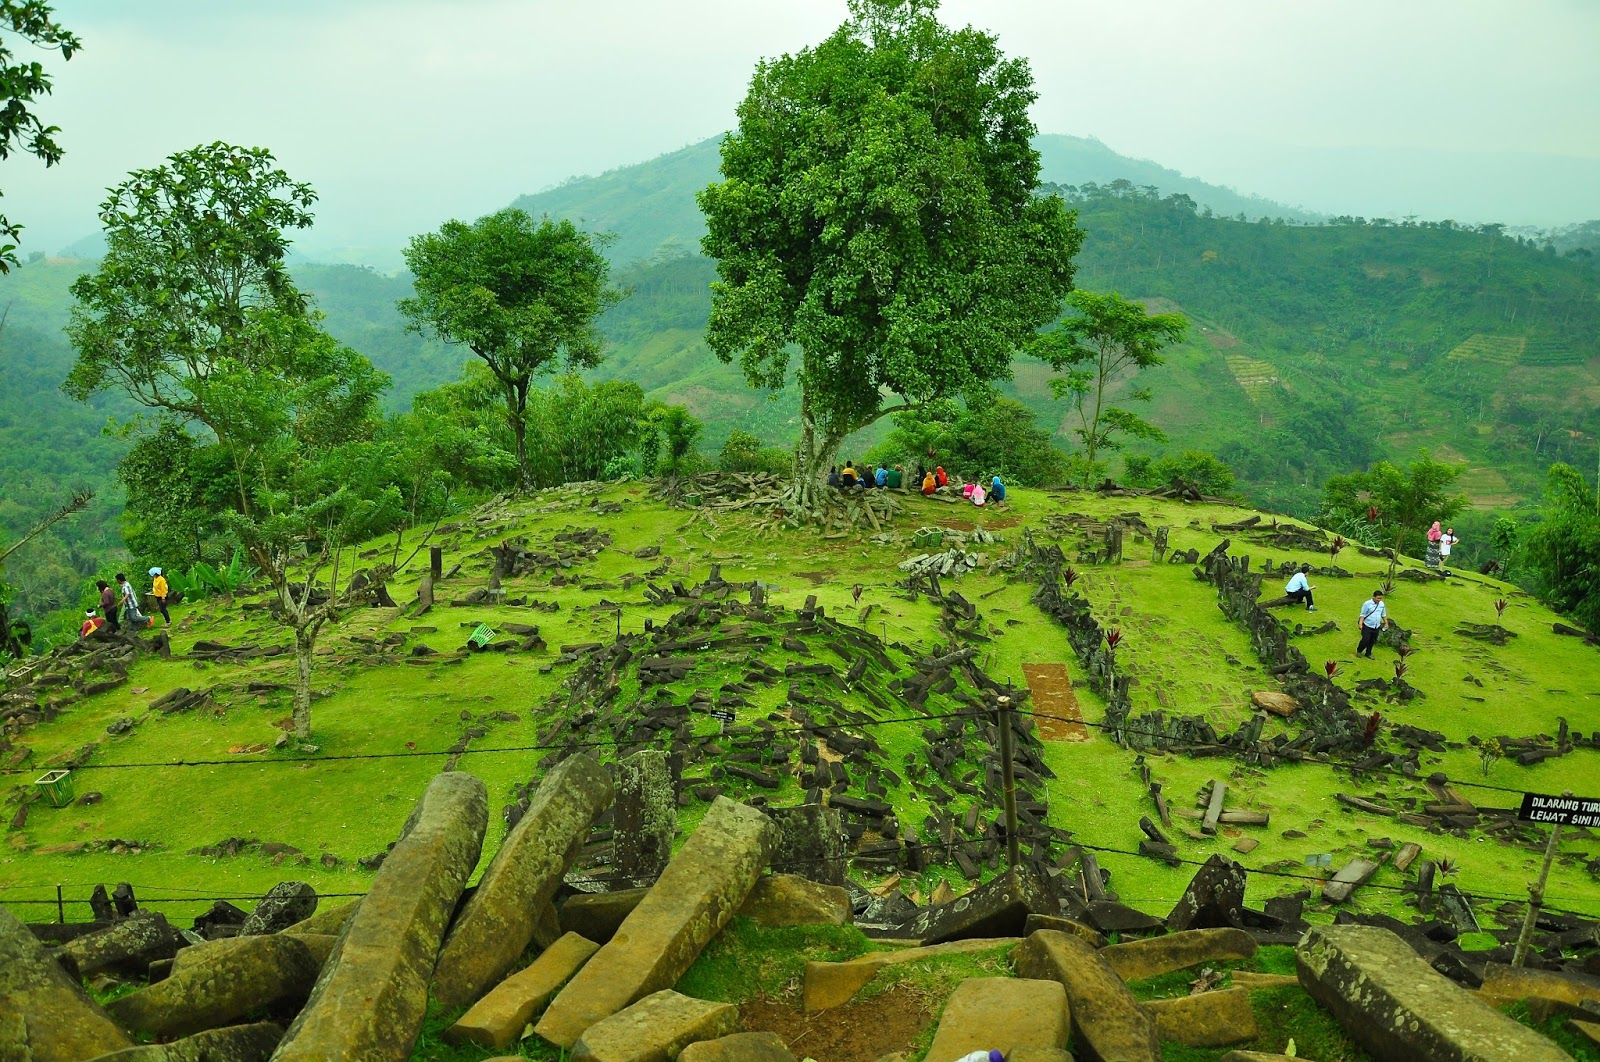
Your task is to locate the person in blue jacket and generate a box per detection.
[990,475,1007,503]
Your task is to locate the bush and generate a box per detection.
[1127,450,1237,495]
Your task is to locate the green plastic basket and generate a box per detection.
[35,769,74,808]
[468,623,495,648]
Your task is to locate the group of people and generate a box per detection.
[1281,565,1393,659]
[827,462,1007,507]
[1425,522,1460,571]
[80,568,170,638]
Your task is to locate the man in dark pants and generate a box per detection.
[97,580,119,634]
[1284,563,1316,611]
[1356,590,1388,658]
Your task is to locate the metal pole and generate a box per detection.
[996,693,1021,870]
[56,884,64,924]
[1513,794,1568,968]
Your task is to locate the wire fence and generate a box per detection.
[4,697,1596,925]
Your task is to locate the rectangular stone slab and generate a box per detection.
[1321,858,1381,904]
[1014,929,1161,1062]
[1101,928,1256,982]
[803,938,1021,1012]
[535,796,777,1048]
[446,932,600,1050]
[108,933,321,1038]
[0,902,133,1061]
[433,753,613,1010]
[1142,987,1259,1047]
[572,990,740,1062]
[1295,924,1572,1061]
[894,866,1055,944]
[925,977,1069,1062]
[272,770,489,1061]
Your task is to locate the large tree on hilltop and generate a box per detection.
[400,209,622,491]
[64,143,317,428]
[698,0,1083,507]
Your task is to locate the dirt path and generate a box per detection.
[1023,662,1089,741]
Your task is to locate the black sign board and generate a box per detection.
[1517,792,1600,828]
[708,709,735,724]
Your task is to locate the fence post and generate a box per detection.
[1513,790,1569,968]
[995,693,1020,870]
[429,546,443,580]
[56,883,64,924]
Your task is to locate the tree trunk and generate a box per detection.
[790,408,844,514]
[292,625,315,740]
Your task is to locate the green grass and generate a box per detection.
[676,917,872,1004]
[4,482,1598,934]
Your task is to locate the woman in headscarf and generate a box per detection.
[1425,521,1443,570]
[990,476,1006,503]
[971,480,987,507]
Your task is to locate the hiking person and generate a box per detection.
[1285,563,1316,611]
[886,464,904,490]
[1356,590,1388,658]
[1425,521,1443,569]
[921,470,937,495]
[116,573,152,630]
[149,567,171,624]
[80,609,105,638]
[97,580,120,635]
[1440,527,1459,570]
[990,475,1007,503]
[827,466,842,489]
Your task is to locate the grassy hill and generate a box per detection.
[4,483,1596,944]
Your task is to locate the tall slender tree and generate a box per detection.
[699,0,1082,508]
[400,209,622,491]
[1030,290,1187,482]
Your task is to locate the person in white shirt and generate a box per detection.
[1439,528,1459,570]
[1284,563,1316,611]
[1356,590,1388,658]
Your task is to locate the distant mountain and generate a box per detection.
[512,133,1318,267]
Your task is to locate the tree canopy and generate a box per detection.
[64,143,317,430]
[0,1,79,270]
[699,0,1083,504]
[1030,290,1186,482]
[1318,453,1467,559]
[1517,463,1600,633]
[400,209,621,490]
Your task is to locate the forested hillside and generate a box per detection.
[5,148,1598,623]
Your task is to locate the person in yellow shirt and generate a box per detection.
[148,567,171,625]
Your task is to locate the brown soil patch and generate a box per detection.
[741,984,939,1062]
[1023,662,1089,741]
[794,571,830,585]
[940,518,976,532]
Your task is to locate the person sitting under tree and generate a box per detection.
[79,609,105,638]
[1285,564,1316,611]
[827,466,842,489]
[1356,589,1389,658]
[921,470,937,495]
[840,462,858,489]
[990,475,1007,503]
[886,464,903,490]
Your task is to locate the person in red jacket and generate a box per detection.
[80,610,106,638]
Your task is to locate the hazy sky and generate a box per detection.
[8,0,1599,264]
